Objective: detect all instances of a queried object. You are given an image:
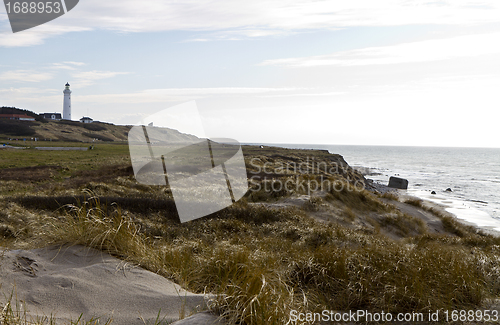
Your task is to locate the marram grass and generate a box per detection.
[5,192,498,324]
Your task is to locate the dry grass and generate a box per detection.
[325,178,389,212]
[0,290,114,325]
[380,191,399,201]
[303,197,324,212]
[5,194,496,324]
[404,197,425,208]
[342,207,356,222]
[379,212,428,237]
[2,145,500,324]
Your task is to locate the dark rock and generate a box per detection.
[431,191,436,195]
[445,188,452,192]
[388,176,408,190]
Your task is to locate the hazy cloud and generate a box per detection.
[260,32,500,67]
[51,61,86,70]
[0,70,53,82]
[0,23,90,47]
[77,87,302,104]
[71,70,130,87]
[0,87,58,94]
[64,61,85,66]
[3,0,500,46]
[72,0,499,31]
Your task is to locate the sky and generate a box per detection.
[1,0,500,147]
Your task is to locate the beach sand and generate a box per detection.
[0,245,212,324]
[398,189,500,237]
[365,173,500,236]
[376,186,500,238]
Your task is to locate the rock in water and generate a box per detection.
[445,188,452,192]
[388,176,409,190]
[431,191,436,195]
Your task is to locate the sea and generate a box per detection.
[263,144,500,232]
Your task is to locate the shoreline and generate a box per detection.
[409,188,500,237]
[367,178,500,237]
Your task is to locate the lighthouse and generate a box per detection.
[63,82,72,120]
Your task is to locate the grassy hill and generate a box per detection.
[1,118,202,144]
[0,119,131,142]
[34,120,131,142]
[1,107,205,144]
[0,106,41,120]
[0,107,133,142]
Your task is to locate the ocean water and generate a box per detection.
[264,144,500,232]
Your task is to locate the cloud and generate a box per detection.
[77,87,302,104]
[70,0,500,33]
[64,61,86,66]
[51,61,86,70]
[3,0,500,47]
[0,24,90,47]
[65,0,500,31]
[182,28,296,42]
[0,86,61,112]
[72,70,128,80]
[259,32,500,67]
[0,87,58,94]
[260,91,346,98]
[0,62,129,89]
[0,70,54,82]
[71,70,130,87]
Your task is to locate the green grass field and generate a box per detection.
[0,142,129,169]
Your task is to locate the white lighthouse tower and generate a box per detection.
[63,82,72,120]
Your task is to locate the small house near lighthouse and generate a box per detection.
[63,82,72,120]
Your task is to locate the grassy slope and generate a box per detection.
[1,119,202,144]
[0,119,131,142]
[1,144,500,324]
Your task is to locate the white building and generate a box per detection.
[63,82,72,120]
[80,116,93,124]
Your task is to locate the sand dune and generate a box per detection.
[0,245,212,324]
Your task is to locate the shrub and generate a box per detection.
[379,213,428,236]
[303,196,323,212]
[404,198,425,208]
[0,121,36,136]
[380,191,399,201]
[326,179,388,212]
